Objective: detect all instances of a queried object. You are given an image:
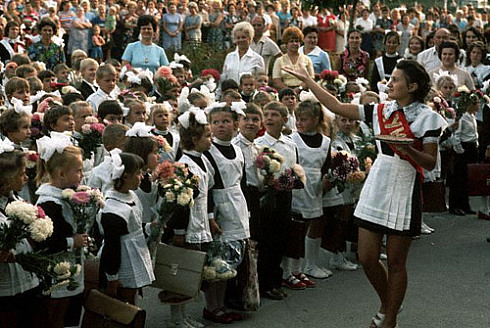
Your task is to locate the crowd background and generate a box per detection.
[0,0,489,328]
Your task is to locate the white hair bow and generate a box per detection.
[433,69,458,86]
[126,71,141,85]
[118,101,131,117]
[204,102,227,114]
[120,65,129,81]
[29,90,62,104]
[178,86,191,113]
[299,90,319,103]
[11,98,32,115]
[482,80,490,93]
[377,82,390,93]
[178,107,208,129]
[126,122,155,137]
[355,77,369,93]
[174,53,191,64]
[230,100,247,116]
[144,102,153,117]
[0,138,15,154]
[139,69,154,82]
[109,148,125,180]
[36,133,73,161]
[169,61,184,69]
[162,101,173,112]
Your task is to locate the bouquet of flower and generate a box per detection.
[30,112,45,142]
[77,116,105,160]
[432,95,456,121]
[325,151,364,193]
[0,201,53,251]
[16,251,81,295]
[254,146,284,177]
[62,185,105,234]
[452,86,488,118]
[319,70,347,92]
[151,135,173,153]
[355,135,377,173]
[274,164,306,191]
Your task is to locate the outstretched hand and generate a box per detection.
[282,66,311,83]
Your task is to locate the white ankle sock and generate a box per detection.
[305,237,321,268]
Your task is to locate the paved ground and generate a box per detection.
[141,197,490,328]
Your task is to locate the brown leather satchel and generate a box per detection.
[81,289,146,328]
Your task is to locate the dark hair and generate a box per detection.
[11,54,31,66]
[129,76,153,95]
[44,104,72,131]
[38,69,56,81]
[302,26,318,37]
[124,136,158,167]
[5,21,20,36]
[179,112,208,150]
[0,150,26,193]
[278,88,296,101]
[113,153,144,190]
[462,27,484,49]
[438,41,460,61]
[425,30,435,49]
[37,17,58,35]
[347,29,363,39]
[5,77,29,96]
[62,92,85,105]
[465,41,487,67]
[0,109,29,135]
[98,100,123,120]
[137,15,157,33]
[395,60,431,103]
[208,105,240,122]
[221,79,240,93]
[384,30,400,45]
[15,65,36,78]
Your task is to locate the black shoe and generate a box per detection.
[449,208,466,216]
[464,209,476,215]
[261,289,283,300]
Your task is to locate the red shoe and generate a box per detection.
[282,274,307,290]
[203,308,233,324]
[478,211,490,220]
[294,273,316,288]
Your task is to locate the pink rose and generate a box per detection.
[71,192,91,205]
[81,124,91,134]
[255,156,266,169]
[37,206,46,219]
[91,123,105,134]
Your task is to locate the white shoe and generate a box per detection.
[168,321,193,328]
[321,267,333,276]
[422,221,435,233]
[304,265,332,279]
[185,316,205,328]
[379,253,387,260]
[330,256,358,271]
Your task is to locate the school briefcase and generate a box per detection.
[467,164,490,196]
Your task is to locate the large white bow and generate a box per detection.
[29,90,61,104]
[126,122,155,137]
[230,100,247,116]
[204,102,227,114]
[118,101,131,117]
[174,53,191,64]
[11,98,32,115]
[126,71,141,85]
[433,69,458,86]
[36,133,73,161]
[109,148,125,180]
[0,138,15,154]
[299,90,319,103]
[169,61,184,69]
[178,107,208,129]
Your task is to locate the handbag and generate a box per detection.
[81,289,146,328]
[422,181,447,212]
[152,243,206,298]
[467,164,490,196]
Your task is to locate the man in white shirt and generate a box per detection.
[250,16,282,74]
[416,28,451,73]
[302,8,317,27]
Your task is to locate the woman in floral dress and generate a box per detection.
[28,18,65,70]
[337,29,369,81]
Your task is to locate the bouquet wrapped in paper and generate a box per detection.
[77,116,105,160]
[62,185,105,234]
[0,201,54,250]
[325,151,365,193]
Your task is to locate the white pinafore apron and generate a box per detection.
[291,132,331,219]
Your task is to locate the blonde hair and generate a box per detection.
[36,146,82,186]
[80,58,99,72]
[296,101,330,136]
[359,91,380,105]
[147,103,171,125]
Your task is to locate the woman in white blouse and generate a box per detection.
[220,22,265,85]
[463,41,490,89]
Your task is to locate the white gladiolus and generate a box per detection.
[5,201,38,224]
[457,85,471,93]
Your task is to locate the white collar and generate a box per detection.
[183,149,202,157]
[263,131,286,144]
[105,189,135,203]
[83,79,97,88]
[237,132,253,145]
[213,137,231,146]
[301,46,322,56]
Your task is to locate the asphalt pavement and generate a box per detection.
[141,197,490,328]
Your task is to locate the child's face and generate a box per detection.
[146,144,160,170]
[440,82,455,98]
[222,95,240,106]
[210,111,237,141]
[336,116,356,134]
[124,169,143,191]
[97,73,117,94]
[42,77,56,92]
[74,107,93,132]
[166,86,181,99]
[57,69,70,83]
[238,113,262,141]
[60,154,84,188]
[193,125,212,152]
[52,114,75,132]
[192,97,208,110]
[240,77,255,96]
[281,95,297,112]
[153,111,170,130]
[102,114,123,125]
[83,64,98,83]
[296,113,318,133]
[255,75,269,88]
[11,88,30,105]
[9,116,31,144]
[6,162,27,193]
[93,26,100,35]
[263,109,287,136]
[174,72,186,86]
[126,104,146,125]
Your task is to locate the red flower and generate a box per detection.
[37,206,46,219]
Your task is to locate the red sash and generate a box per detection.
[377,103,424,180]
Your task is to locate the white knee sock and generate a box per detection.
[305,237,320,268]
[480,196,490,214]
[291,258,303,275]
[281,257,292,279]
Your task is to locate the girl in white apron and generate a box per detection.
[35,135,87,328]
[286,100,331,288]
[0,141,40,328]
[370,31,402,93]
[148,103,182,163]
[283,60,447,328]
[100,152,155,305]
[203,103,249,323]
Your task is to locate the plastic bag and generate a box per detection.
[203,236,245,282]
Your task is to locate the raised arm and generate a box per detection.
[282,66,361,120]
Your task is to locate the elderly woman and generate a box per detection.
[429,41,474,89]
[122,15,169,73]
[272,26,314,92]
[221,21,265,85]
[28,17,66,70]
[299,26,332,77]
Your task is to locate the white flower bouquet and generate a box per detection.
[62,185,105,234]
[1,201,54,250]
[254,146,284,177]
